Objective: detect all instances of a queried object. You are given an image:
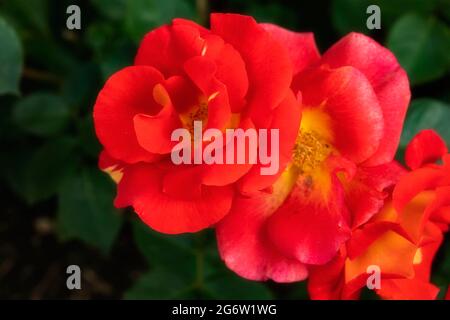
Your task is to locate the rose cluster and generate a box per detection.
[93,14,450,299]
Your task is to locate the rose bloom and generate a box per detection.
[216,27,410,282]
[308,130,450,300]
[94,14,301,234]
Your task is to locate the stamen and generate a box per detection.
[292,130,331,173]
[181,97,209,136]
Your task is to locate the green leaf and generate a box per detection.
[0,0,50,37]
[124,0,195,43]
[91,0,127,21]
[204,273,273,299]
[331,0,437,35]
[124,268,194,299]
[13,93,71,136]
[100,45,134,80]
[331,0,372,35]
[284,282,309,300]
[24,138,77,204]
[131,223,274,299]
[13,138,77,204]
[0,16,23,95]
[247,2,297,29]
[58,167,123,254]
[132,220,196,277]
[62,63,101,109]
[77,115,101,158]
[400,99,450,148]
[387,14,450,85]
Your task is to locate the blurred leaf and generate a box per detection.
[0,0,49,37]
[13,93,71,136]
[27,37,77,74]
[332,0,437,35]
[125,268,194,299]
[124,0,195,43]
[387,14,450,85]
[11,137,77,204]
[284,282,309,300]
[332,0,372,34]
[400,99,450,148]
[0,2,73,74]
[204,273,273,299]
[131,222,274,299]
[0,16,23,95]
[1,1,75,74]
[247,2,296,29]
[201,247,273,299]
[132,220,196,277]
[91,0,127,21]
[100,45,134,80]
[85,22,118,57]
[58,167,123,254]
[77,115,101,158]
[62,63,101,109]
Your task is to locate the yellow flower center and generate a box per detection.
[292,130,331,174]
[180,97,209,136]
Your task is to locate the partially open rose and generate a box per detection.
[94,14,300,234]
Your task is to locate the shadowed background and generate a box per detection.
[0,0,449,299]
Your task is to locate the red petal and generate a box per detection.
[133,84,183,155]
[238,90,301,194]
[345,230,417,283]
[405,129,448,170]
[346,161,406,229]
[393,166,446,214]
[378,279,439,300]
[115,162,233,234]
[165,75,200,114]
[261,23,320,75]
[98,150,123,171]
[347,220,401,259]
[210,14,293,128]
[201,117,255,186]
[135,24,204,77]
[320,33,410,166]
[293,66,384,164]
[308,248,347,300]
[414,223,443,280]
[202,34,249,113]
[430,187,450,225]
[266,171,351,265]
[216,191,308,283]
[183,56,232,130]
[93,66,164,164]
[162,165,203,200]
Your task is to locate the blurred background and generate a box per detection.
[0,0,449,299]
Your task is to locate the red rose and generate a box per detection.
[308,130,450,300]
[216,29,410,282]
[94,14,300,234]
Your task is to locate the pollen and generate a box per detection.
[181,97,209,135]
[292,130,331,173]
